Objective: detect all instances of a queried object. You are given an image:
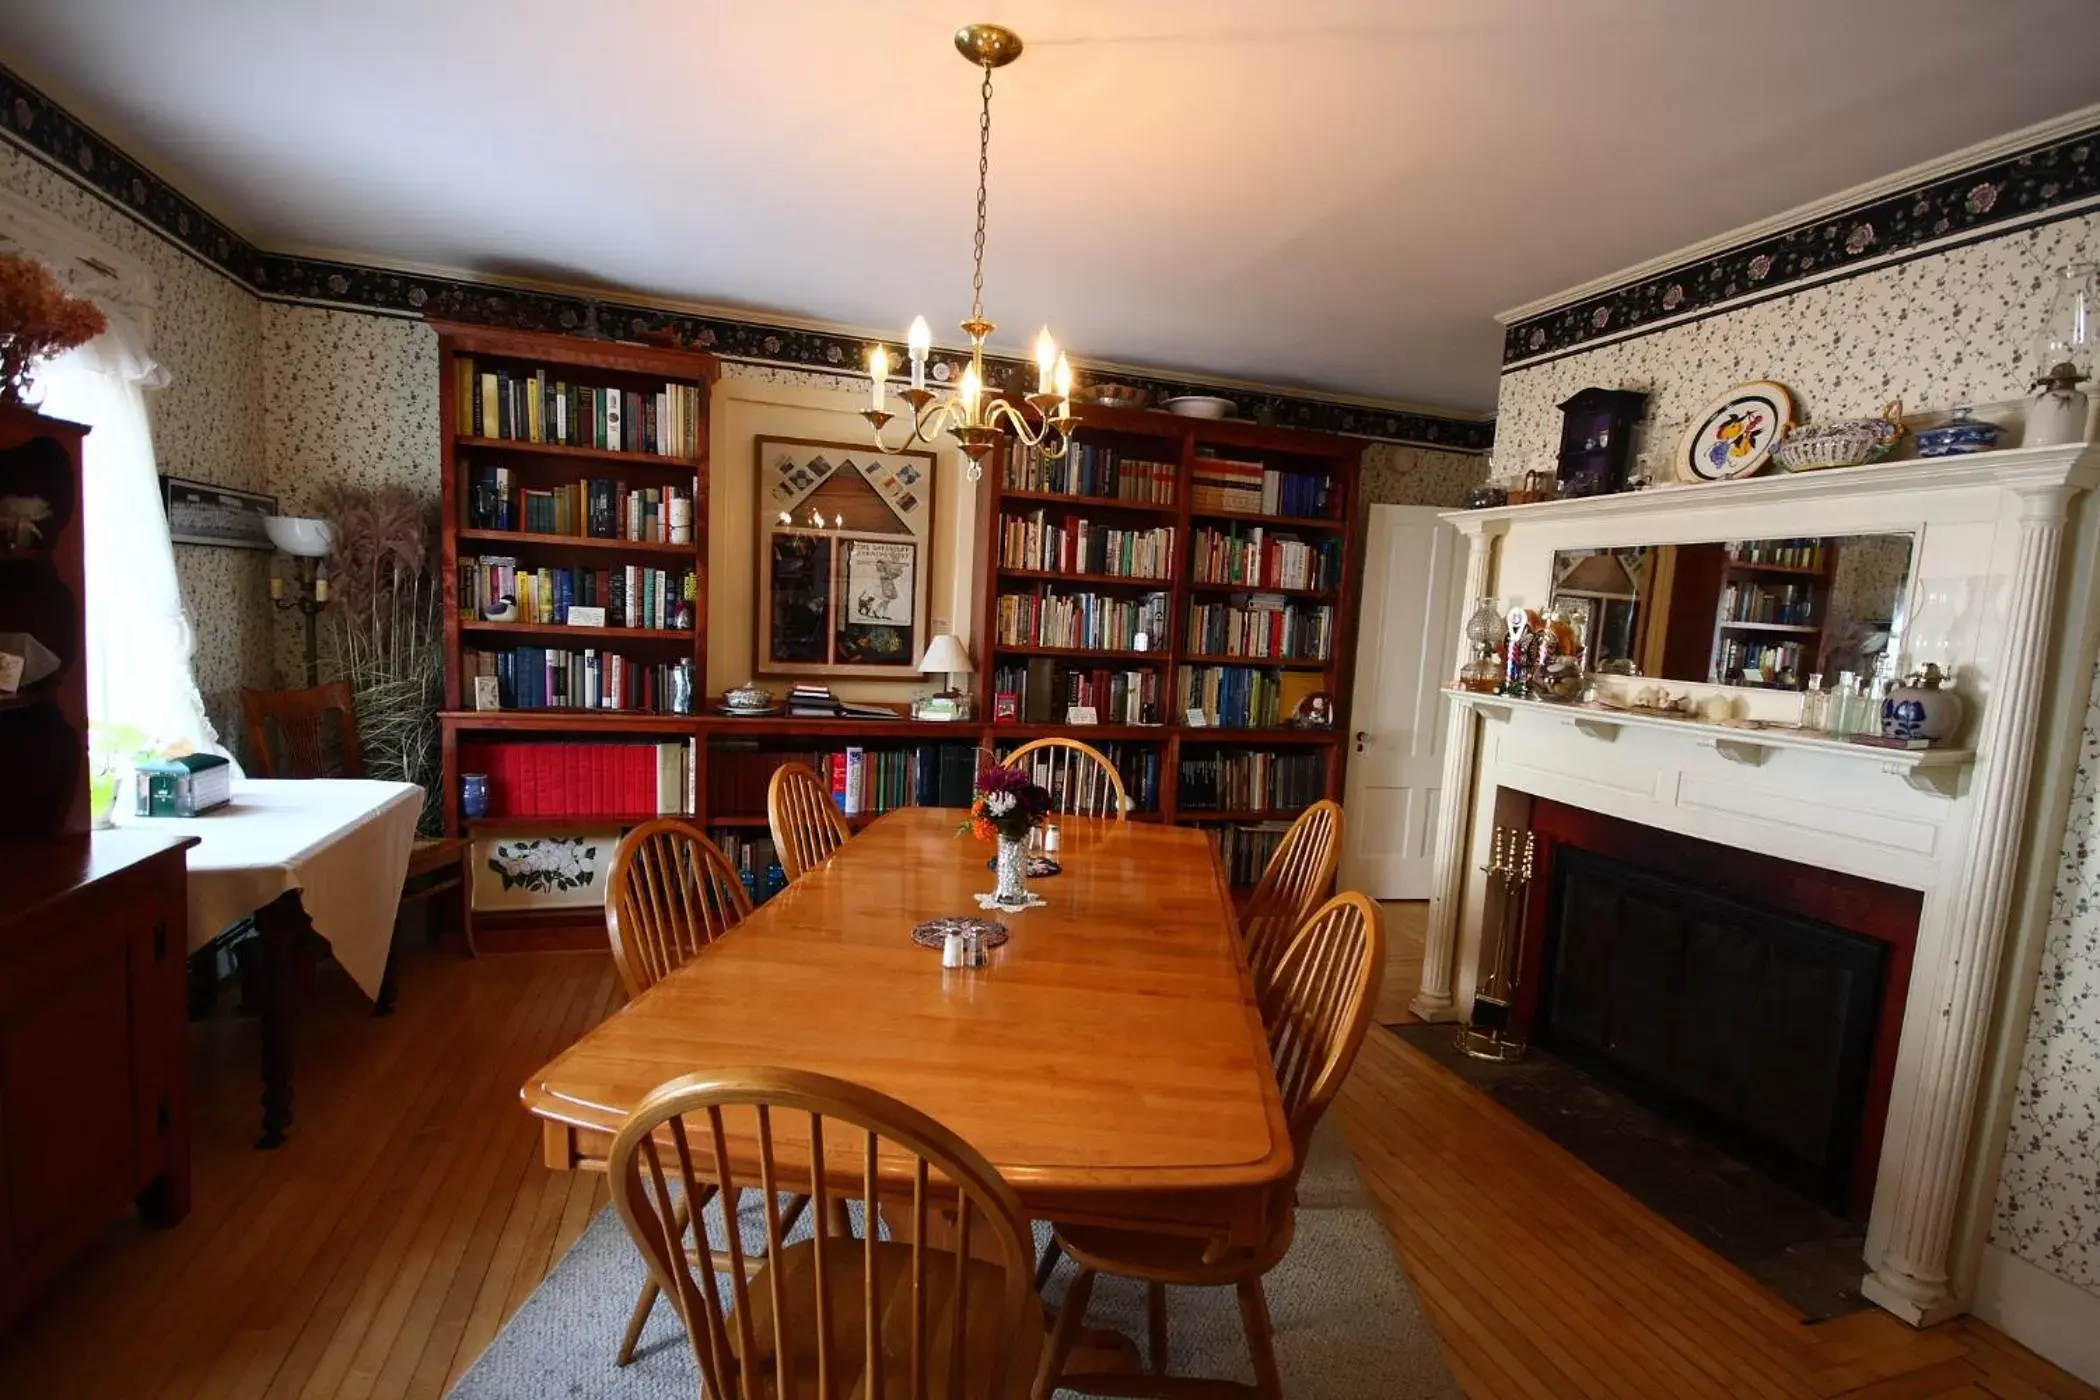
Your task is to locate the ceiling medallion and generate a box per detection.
[862,23,1075,480]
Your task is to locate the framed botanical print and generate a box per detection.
[755,436,935,678]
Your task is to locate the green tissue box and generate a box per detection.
[135,752,232,817]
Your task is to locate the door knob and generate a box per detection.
[1355,729,1370,753]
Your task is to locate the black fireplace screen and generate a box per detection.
[1538,846,1889,1214]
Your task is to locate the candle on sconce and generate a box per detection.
[907,316,930,390]
[312,572,330,605]
[960,363,983,417]
[1054,352,1072,417]
[869,344,889,412]
[269,574,286,601]
[1034,326,1056,395]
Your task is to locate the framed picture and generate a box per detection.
[161,476,278,550]
[471,829,619,912]
[755,436,935,679]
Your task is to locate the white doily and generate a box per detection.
[974,890,1047,912]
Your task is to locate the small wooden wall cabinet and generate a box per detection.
[0,832,195,1332]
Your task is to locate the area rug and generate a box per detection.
[449,1119,1459,1398]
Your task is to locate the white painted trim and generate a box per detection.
[1973,1245,2100,1386]
[1496,103,2100,325]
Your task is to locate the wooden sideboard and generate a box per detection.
[0,831,195,1331]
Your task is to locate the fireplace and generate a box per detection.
[1507,799,1921,1217]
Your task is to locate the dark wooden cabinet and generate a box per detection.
[0,832,194,1331]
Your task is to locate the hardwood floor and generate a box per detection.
[0,942,2090,1400]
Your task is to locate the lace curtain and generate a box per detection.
[35,307,224,759]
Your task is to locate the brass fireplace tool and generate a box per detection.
[1458,826,1536,1062]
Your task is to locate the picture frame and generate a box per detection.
[471,829,619,912]
[754,435,936,679]
[160,475,279,550]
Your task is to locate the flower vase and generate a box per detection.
[994,834,1030,906]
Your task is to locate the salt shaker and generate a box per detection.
[942,929,966,969]
[1042,820,1061,855]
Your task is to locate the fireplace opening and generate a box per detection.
[1504,798,1922,1221]
[1537,847,1888,1214]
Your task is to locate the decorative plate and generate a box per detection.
[985,854,1061,877]
[1675,381,1795,483]
[909,915,1011,951]
[1162,395,1234,420]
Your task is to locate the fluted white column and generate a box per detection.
[1412,521,1501,1021]
[1862,484,2076,1325]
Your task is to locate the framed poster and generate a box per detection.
[471,829,619,912]
[160,476,278,550]
[755,436,935,679]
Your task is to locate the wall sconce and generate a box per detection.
[265,515,333,685]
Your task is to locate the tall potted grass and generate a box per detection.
[316,483,443,832]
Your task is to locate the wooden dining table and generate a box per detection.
[522,807,1292,1245]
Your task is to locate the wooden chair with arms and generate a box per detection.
[766,760,852,885]
[610,1066,1041,1399]
[604,819,819,1365]
[1001,737,1128,820]
[1239,799,1343,1002]
[238,683,472,980]
[1032,891,1385,1400]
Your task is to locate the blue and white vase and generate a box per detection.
[1881,665,1964,743]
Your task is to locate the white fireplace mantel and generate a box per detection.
[1413,439,2100,1328]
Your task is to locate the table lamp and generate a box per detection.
[915,633,974,721]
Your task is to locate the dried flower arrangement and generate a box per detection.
[961,764,1053,843]
[315,482,444,832]
[0,253,106,406]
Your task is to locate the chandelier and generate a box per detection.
[862,23,1075,480]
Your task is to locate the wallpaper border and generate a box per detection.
[0,59,1492,453]
[1502,122,2100,371]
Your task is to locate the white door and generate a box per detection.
[1341,505,1467,898]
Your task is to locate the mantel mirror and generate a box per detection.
[1549,533,1914,692]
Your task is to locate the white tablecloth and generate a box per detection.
[115,778,422,1001]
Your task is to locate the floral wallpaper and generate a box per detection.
[1362,443,1490,508]
[0,141,271,752]
[1492,212,2100,484]
[1495,209,2100,1303]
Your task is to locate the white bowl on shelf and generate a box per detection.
[264,516,334,558]
[1161,395,1235,420]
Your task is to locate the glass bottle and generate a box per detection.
[1799,674,1827,732]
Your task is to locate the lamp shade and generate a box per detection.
[918,633,973,675]
[264,516,334,558]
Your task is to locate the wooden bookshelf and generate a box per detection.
[1706,540,1835,692]
[975,402,1364,840]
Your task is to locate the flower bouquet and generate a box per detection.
[961,765,1053,910]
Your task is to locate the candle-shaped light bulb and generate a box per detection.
[1034,326,1056,394]
[907,316,931,389]
[312,570,330,605]
[269,572,286,601]
[960,363,982,418]
[778,510,792,526]
[869,344,889,412]
[1054,352,1073,413]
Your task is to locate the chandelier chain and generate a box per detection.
[970,63,992,328]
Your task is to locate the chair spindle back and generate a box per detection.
[767,760,852,885]
[1000,738,1128,820]
[1241,799,1343,998]
[605,820,753,998]
[1260,891,1384,1179]
[241,682,364,779]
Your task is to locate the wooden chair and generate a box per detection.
[609,1065,1040,1399]
[767,760,852,885]
[603,818,774,1363]
[237,683,472,981]
[1001,738,1128,820]
[1033,893,1385,1400]
[1240,799,1343,1001]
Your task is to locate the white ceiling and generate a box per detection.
[7,0,2100,412]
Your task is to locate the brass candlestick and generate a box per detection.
[1458,826,1536,1062]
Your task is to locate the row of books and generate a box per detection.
[1002,741,1161,812]
[781,684,904,721]
[452,357,702,459]
[1190,454,1337,520]
[997,511,1173,580]
[464,466,695,543]
[1203,820,1295,887]
[466,647,695,712]
[455,740,694,818]
[1178,666,1286,729]
[1190,526,1341,592]
[1727,538,1828,570]
[711,830,790,904]
[461,557,696,631]
[1177,750,1325,813]
[990,663,1162,726]
[1719,581,1816,626]
[1714,638,1807,689]
[707,742,982,815]
[1002,441,1177,505]
[994,589,1170,652]
[1186,597,1335,661]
